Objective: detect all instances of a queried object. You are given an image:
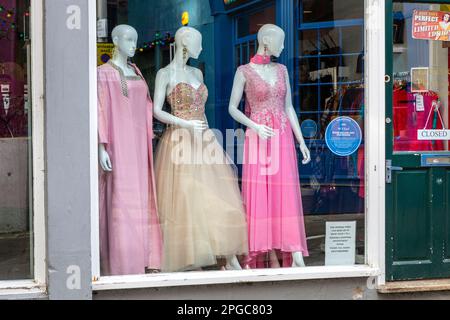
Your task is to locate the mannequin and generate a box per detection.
[153,27,248,272]
[98,25,162,275]
[99,25,139,171]
[153,27,207,132]
[229,24,310,269]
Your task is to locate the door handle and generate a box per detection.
[386,160,403,184]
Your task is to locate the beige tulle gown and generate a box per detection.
[155,82,248,272]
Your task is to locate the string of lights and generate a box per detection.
[0,6,29,40]
[137,31,175,53]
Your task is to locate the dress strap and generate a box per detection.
[277,63,287,82]
[237,64,249,79]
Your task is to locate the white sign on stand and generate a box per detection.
[325,222,357,266]
[417,100,450,141]
[418,130,450,141]
[97,19,108,38]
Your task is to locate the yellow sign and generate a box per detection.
[97,43,114,66]
[181,11,189,26]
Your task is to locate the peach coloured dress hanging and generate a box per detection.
[239,63,309,268]
[98,61,162,276]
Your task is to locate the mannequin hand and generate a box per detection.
[182,120,208,131]
[299,143,311,165]
[99,146,113,172]
[254,124,276,140]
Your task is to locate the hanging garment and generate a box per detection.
[393,88,444,152]
[239,63,309,268]
[98,61,162,276]
[154,82,248,273]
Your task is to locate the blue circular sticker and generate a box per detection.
[301,119,318,139]
[325,117,362,157]
[101,53,112,63]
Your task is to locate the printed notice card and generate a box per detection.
[325,222,357,266]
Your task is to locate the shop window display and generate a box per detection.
[0,0,32,280]
[296,0,366,266]
[393,3,450,153]
[96,0,367,276]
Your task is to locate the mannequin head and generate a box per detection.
[175,27,203,60]
[112,25,138,58]
[444,13,450,23]
[257,24,285,58]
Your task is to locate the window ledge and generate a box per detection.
[378,279,450,294]
[93,265,379,291]
[0,281,47,300]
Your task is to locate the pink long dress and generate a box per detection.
[239,63,309,268]
[98,61,162,276]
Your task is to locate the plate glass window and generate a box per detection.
[0,0,33,281]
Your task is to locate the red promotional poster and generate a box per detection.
[412,10,450,41]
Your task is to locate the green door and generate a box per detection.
[386,0,450,281]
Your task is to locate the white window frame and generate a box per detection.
[91,0,387,291]
[0,0,47,298]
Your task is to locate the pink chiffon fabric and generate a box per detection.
[239,63,309,268]
[98,62,162,276]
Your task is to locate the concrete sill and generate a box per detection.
[93,266,379,291]
[0,281,47,300]
[378,279,450,294]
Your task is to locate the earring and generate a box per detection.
[112,46,119,61]
[264,45,268,56]
[183,46,188,60]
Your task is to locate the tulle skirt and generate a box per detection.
[155,127,248,272]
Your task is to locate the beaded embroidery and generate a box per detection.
[108,60,143,98]
[167,83,208,121]
[240,63,289,134]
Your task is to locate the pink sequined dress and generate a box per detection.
[239,63,309,268]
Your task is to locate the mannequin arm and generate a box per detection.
[284,68,311,165]
[99,143,113,172]
[153,69,207,130]
[228,70,275,140]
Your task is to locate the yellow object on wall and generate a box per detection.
[97,43,115,66]
[181,11,189,26]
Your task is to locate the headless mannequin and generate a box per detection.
[153,27,242,271]
[228,24,311,268]
[99,25,139,172]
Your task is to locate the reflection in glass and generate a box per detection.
[393,2,450,153]
[0,0,32,280]
[297,0,365,266]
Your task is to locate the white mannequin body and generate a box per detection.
[153,27,207,132]
[99,25,139,172]
[153,27,241,271]
[228,24,311,268]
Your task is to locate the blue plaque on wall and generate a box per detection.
[325,117,362,157]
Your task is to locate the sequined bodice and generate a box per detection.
[239,63,288,133]
[167,83,208,121]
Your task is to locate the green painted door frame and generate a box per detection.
[385,0,450,281]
